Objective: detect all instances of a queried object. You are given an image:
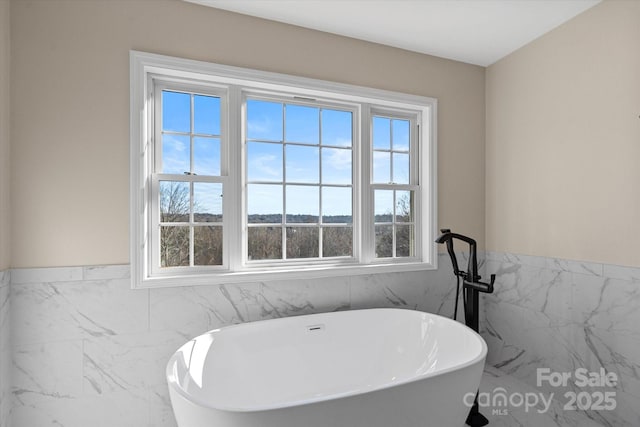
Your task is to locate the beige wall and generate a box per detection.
[10,0,485,268]
[0,0,9,271]
[486,0,640,266]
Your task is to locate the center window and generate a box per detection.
[245,98,354,262]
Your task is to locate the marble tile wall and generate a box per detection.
[7,255,462,427]
[0,270,10,427]
[482,252,640,427]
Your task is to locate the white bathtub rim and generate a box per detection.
[167,308,488,413]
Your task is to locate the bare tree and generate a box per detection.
[160,182,190,222]
[286,227,319,259]
[160,182,224,267]
[323,227,353,257]
[375,192,413,258]
[160,182,364,264]
[248,227,282,260]
[194,226,223,266]
[160,182,190,267]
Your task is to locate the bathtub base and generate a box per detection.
[169,361,483,427]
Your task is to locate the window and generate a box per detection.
[130,51,437,288]
[245,97,355,262]
[154,87,226,272]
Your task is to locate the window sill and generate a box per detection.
[133,260,437,289]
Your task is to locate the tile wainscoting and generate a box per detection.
[482,252,640,427]
[7,256,462,427]
[9,252,635,427]
[0,270,9,427]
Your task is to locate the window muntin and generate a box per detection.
[130,51,437,288]
[245,97,355,262]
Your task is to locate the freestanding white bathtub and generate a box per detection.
[166,308,487,427]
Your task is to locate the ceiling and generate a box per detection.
[186,0,601,67]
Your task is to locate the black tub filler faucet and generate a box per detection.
[435,229,496,427]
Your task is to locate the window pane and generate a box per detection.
[286,145,319,183]
[322,148,352,185]
[373,116,390,149]
[375,225,393,258]
[162,134,190,174]
[247,142,283,182]
[161,226,190,267]
[194,95,220,135]
[321,109,352,147]
[160,181,190,222]
[322,187,352,223]
[247,184,282,224]
[373,151,391,183]
[286,227,319,259]
[285,104,319,144]
[286,185,319,223]
[323,227,352,257]
[374,190,393,223]
[193,137,220,176]
[396,225,414,257]
[393,152,410,184]
[248,227,282,260]
[247,99,283,141]
[194,226,223,265]
[395,190,414,222]
[194,183,222,222]
[392,119,410,151]
[162,91,190,133]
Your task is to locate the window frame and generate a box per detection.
[130,51,438,289]
[368,108,422,262]
[150,82,229,276]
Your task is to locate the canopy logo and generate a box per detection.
[463,387,553,415]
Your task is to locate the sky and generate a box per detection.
[160,91,411,222]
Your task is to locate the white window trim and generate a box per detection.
[130,50,438,289]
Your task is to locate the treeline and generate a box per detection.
[161,213,396,223]
[161,223,410,267]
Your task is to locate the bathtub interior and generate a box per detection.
[167,309,486,412]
